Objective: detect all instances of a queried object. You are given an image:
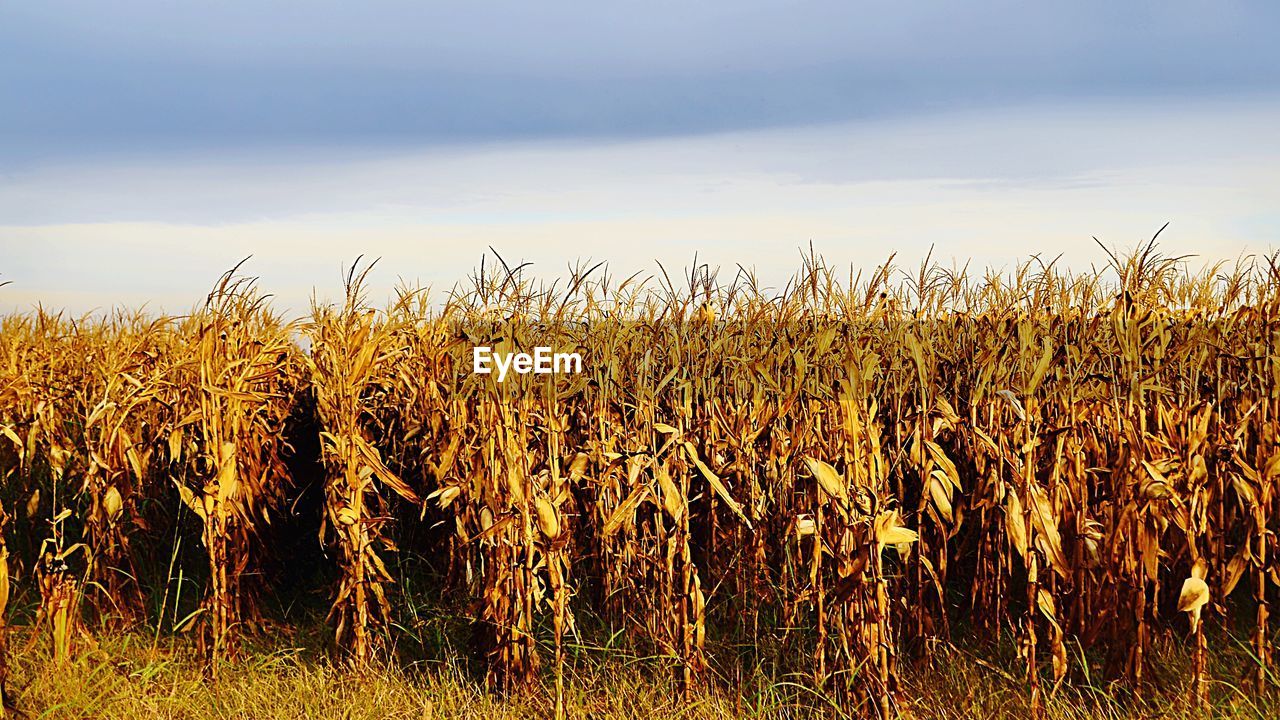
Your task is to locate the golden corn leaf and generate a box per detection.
[655,463,684,521]
[1,425,23,453]
[925,440,962,491]
[935,396,960,427]
[601,483,649,537]
[1142,542,1160,582]
[908,426,925,468]
[354,435,420,504]
[26,489,40,518]
[167,427,185,461]
[874,510,918,549]
[685,442,751,528]
[505,470,526,505]
[1028,339,1053,393]
[125,445,146,481]
[971,426,1000,456]
[103,486,123,521]
[336,505,359,525]
[427,485,462,509]
[1028,484,1068,577]
[1223,548,1249,596]
[1140,461,1174,500]
[803,456,848,503]
[928,470,954,523]
[1232,474,1258,508]
[535,496,560,539]
[1050,632,1068,682]
[995,389,1027,422]
[1178,576,1210,614]
[1004,489,1028,559]
[796,514,816,537]
[567,452,590,481]
[1036,588,1057,623]
[215,442,238,504]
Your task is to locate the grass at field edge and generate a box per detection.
[4,623,1277,719]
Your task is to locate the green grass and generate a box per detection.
[5,623,1278,719]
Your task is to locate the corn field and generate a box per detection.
[2,243,1280,717]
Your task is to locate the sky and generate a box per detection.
[2,2,1278,314]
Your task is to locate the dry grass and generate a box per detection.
[4,624,1277,719]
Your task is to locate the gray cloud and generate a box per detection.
[4,99,1277,226]
[2,100,1277,316]
[3,2,1278,163]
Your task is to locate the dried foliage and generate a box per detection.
[3,243,1280,717]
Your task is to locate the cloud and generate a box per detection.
[3,2,1278,160]
[3,98,1277,224]
[2,99,1277,314]
[3,3,1277,312]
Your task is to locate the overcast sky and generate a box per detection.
[3,2,1278,313]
